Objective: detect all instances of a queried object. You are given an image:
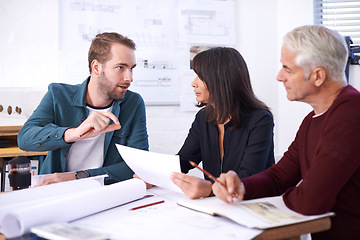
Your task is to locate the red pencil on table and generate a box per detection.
[129,200,165,211]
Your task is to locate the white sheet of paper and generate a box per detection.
[116,144,182,193]
[72,187,263,240]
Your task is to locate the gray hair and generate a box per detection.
[283,25,348,82]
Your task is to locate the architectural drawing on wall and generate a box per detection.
[141,59,175,70]
[181,9,226,36]
[178,0,236,46]
[59,0,123,50]
[131,53,182,104]
[60,0,179,51]
[70,0,122,12]
[58,0,236,105]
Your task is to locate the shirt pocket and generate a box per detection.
[112,129,129,145]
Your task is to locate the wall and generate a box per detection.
[276,0,314,155]
[0,0,59,89]
[2,0,357,158]
[235,0,279,156]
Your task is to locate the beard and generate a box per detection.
[98,71,127,101]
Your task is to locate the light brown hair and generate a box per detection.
[88,32,136,73]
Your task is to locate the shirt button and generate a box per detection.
[55,134,58,138]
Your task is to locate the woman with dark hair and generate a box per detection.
[171,47,274,199]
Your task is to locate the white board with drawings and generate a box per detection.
[0,0,236,107]
[58,0,236,106]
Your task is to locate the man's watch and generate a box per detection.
[75,170,90,179]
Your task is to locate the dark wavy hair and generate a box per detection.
[192,47,270,128]
[88,32,136,73]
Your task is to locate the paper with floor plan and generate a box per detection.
[178,195,334,229]
[116,144,182,193]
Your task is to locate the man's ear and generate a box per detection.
[313,67,326,87]
[91,60,101,75]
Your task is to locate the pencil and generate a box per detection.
[80,127,94,137]
[130,200,165,211]
[189,161,227,188]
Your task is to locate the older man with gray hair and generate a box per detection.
[213,25,360,240]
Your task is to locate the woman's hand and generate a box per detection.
[171,172,212,199]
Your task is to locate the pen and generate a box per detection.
[80,127,94,137]
[189,161,238,197]
[130,200,165,211]
[189,161,227,188]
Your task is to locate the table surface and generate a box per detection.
[254,217,330,240]
[0,184,331,240]
[72,187,331,240]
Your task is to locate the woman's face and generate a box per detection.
[191,75,209,103]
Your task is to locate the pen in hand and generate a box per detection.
[189,161,238,197]
[80,127,94,137]
[189,161,227,188]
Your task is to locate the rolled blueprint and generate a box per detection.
[0,177,104,232]
[1,178,146,238]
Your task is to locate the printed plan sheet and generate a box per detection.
[71,186,263,240]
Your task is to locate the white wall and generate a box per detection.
[0,0,59,89]
[276,0,314,155]
[235,0,280,157]
[2,0,357,158]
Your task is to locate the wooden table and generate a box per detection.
[0,126,47,191]
[254,216,331,240]
[0,126,47,157]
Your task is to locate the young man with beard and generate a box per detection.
[18,32,148,186]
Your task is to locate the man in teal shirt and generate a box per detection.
[18,32,148,185]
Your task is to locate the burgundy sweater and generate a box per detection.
[242,85,360,240]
